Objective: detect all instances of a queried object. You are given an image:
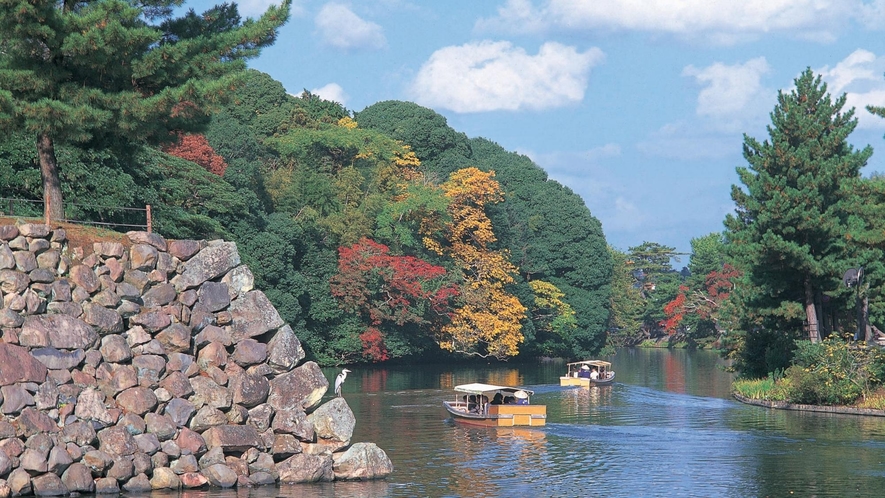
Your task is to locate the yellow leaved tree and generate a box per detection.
[431,167,527,359]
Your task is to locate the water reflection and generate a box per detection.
[152,350,885,498]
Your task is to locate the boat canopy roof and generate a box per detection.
[453,383,534,396]
[566,360,611,368]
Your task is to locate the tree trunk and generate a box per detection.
[862,288,871,344]
[804,276,820,343]
[36,132,64,222]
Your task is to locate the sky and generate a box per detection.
[192,0,885,257]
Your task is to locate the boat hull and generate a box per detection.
[443,401,546,427]
[559,373,616,387]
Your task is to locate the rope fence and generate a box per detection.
[0,197,152,233]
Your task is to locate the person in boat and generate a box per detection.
[491,392,504,405]
[503,395,516,404]
[578,364,592,378]
[514,390,529,405]
[590,367,599,380]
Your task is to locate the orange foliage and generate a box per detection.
[163,132,228,176]
[433,167,526,359]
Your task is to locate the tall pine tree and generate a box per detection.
[725,69,871,346]
[0,0,290,221]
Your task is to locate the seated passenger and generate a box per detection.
[578,365,592,378]
[514,390,529,405]
[503,395,516,404]
[491,392,504,405]
[590,368,599,380]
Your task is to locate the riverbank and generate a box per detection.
[732,393,885,417]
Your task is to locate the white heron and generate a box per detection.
[335,368,351,397]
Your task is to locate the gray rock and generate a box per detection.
[142,283,176,308]
[123,326,151,347]
[173,241,240,291]
[270,434,302,459]
[171,454,199,475]
[60,463,94,493]
[68,264,99,294]
[74,388,116,426]
[99,335,132,363]
[227,290,284,342]
[164,398,196,429]
[197,447,225,469]
[221,265,254,299]
[95,363,137,396]
[0,344,47,387]
[156,323,191,353]
[30,347,85,370]
[332,442,394,481]
[266,324,305,373]
[134,433,161,455]
[150,467,180,490]
[175,427,206,456]
[122,473,152,493]
[116,387,158,416]
[33,381,59,410]
[105,457,134,482]
[94,477,119,494]
[126,231,167,251]
[160,371,193,398]
[46,446,74,475]
[20,448,48,473]
[0,269,29,294]
[98,426,139,457]
[202,463,237,488]
[94,242,124,258]
[201,425,262,452]
[0,385,34,414]
[49,280,71,303]
[161,440,181,459]
[60,421,97,446]
[30,473,67,496]
[196,341,227,370]
[189,376,231,410]
[118,413,146,435]
[198,282,230,312]
[132,354,166,385]
[82,302,123,335]
[268,361,329,412]
[16,408,58,437]
[132,452,152,476]
[167,240,203,261]
[0,448,12,477]
[231,372,270,409]
[232,339,267,367]
[17,224,48,238]
[271,408,315,442]
[276,453,334,483]
[6,468,31,497]
[28,268,55,284]
[13,251,36,273]
[129,244,159,271]
[145,412,178,441]
[91,288,120,308]
[20,314,98,350]
[0,243,13,269]
[0,308,23,328]
[308,397,356,444]
[129,310,172,333]
[189,406,227,433]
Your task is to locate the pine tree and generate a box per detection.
[725,69,872,344]
[0,0,290,221]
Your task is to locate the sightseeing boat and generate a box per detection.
[443,383,546,427]
[560,360,615,387]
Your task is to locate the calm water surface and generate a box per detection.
[185,349,885,497]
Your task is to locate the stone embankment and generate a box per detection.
[0,223,392,497]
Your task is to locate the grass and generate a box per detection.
[855,388,885,410]
[732,377,789,401]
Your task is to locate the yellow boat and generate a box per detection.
[443,383,546,427]
[560,360,615,387]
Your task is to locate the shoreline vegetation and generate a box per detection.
[732,393,885,417]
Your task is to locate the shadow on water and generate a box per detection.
[153,349,885,497]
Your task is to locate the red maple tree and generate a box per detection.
[663,264,740,335]
[163,132,228,176]
[330,238,458,361]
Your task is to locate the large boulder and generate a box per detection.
[267,362,328,412]
[0,344,47,386]
[332,442,394,481]
[276,453,333,483]
[173,242,240,291]
[19,315,98,350]
[307,397,355,444]
[227,291,284,342]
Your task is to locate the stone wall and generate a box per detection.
[0,223,392,497]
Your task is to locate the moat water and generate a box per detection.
[163,348,885,497]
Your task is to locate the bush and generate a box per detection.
[785,338,885,405]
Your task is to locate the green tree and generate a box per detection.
[608,246,644,346]
[725,69,871,353]
[0,0,290,221]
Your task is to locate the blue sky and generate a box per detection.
[197,0,885,257]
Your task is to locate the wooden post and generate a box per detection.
[146,204,152,233]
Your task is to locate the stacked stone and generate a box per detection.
[0,223,392,497]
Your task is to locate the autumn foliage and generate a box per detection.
[431,167,527,359]
[663,264,740,334]
[330,238,458,361]
[163,132,228,176]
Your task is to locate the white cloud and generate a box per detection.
[315,3,386,51]
[682,57,771,130]
[409,41,604,113]
[637,121,744,161]
[311,83,349,106]
[817,49,885,129]
[477,0,874,44]
[237,0,304,18]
